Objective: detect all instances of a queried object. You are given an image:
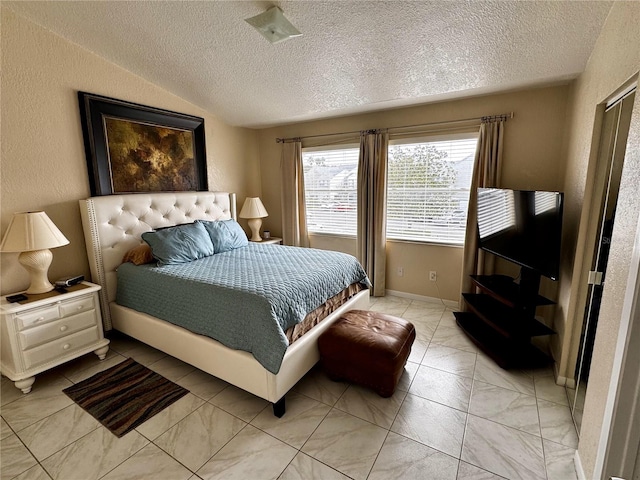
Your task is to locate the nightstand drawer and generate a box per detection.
[16,305,60,330]
[23,326,100,369]
[18,311,97,350]
[60,296,94,317]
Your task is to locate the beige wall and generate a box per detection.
[308,234,463,302]
[557,2,640,477]
[257,87,569,303]
[0,9,260,295]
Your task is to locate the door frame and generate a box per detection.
[593,206,640,479]
[566,85,636,430]
[593,85,640,480]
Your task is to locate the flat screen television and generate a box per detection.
[477,188,564,281]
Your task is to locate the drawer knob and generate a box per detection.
[77,306,83,310]
[63,343,70,350]
[37,316,45,322]
[60,325,68,332]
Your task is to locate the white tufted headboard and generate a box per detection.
[79,192,236,329]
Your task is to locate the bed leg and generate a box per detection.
[273,397,286,418]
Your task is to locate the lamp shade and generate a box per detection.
[239,197,269,219]
[245,6,302,44]
[1,211,69,252]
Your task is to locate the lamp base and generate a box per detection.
[18,249,55,294]
[247,218,263,242]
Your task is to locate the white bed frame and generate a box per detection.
[79,191,369,416]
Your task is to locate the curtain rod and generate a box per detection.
[275,112,513,143]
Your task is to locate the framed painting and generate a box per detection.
[78,92,208,196]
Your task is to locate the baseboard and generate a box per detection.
[557,375,576,389]
[574,450,586,480]
[554,360,577,388]
[385,289,459,309]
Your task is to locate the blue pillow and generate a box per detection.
[141,221,214,266]
[198,219,248,253]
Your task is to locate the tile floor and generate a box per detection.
[0,296,579,480]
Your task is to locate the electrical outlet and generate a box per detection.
[397,267,404,277]
[429,271,437,281]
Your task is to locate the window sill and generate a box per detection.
[386,238,464,248]
[308,233,463,248]
[308,232,356,240]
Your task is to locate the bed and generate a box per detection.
[79,191,370,416]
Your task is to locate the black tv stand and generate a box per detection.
[454,267,555,369]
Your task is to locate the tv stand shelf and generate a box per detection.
[463,294,555,339]
[469,275,554,308]
[455,312,551,369]
[455,270,555,369]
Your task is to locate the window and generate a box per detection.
[302,145,359,236]
[302,134,478,243]
[386,134,478,244]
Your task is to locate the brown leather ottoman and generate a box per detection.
[318,310,416,397]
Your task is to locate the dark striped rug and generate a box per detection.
[63,358,188,437]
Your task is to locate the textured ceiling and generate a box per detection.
[5,1,613,128]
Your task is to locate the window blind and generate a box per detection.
[386,136,478,244]
[302,135,478,244]
[302,146,359,236]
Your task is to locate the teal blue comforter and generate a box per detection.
[116,243,370,374]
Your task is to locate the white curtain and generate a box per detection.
[357,130,389,296]
[280,141,309,247]
[460,119,505,302]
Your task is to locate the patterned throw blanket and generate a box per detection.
[116,243,370,373]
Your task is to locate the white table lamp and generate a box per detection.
[1,211,70,294]
[239,197,269,242]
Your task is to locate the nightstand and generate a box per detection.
[255,237,282,245]
[0,281,110,393]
